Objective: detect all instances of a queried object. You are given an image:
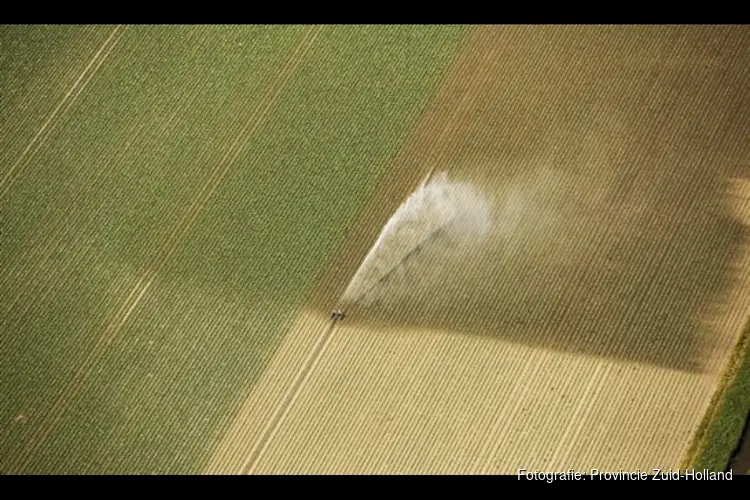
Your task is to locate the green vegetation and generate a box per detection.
[0,25,468,473]
[682,317,750,472]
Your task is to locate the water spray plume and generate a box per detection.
[340,171,492,309]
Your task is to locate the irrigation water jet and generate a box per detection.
[340,171,492,310]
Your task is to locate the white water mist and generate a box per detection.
[341,172,492,308]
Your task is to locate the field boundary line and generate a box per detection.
[0,25,125,202]
[242,321,337,474]
[302,26,494,313]
[678,78,750,468]
[5,25,322,474]
[681,269,750,470]
[417,26,498,173]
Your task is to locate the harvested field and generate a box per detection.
[209,26,750,473]
[209,310,719,473]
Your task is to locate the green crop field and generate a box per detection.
[0,25,468,474]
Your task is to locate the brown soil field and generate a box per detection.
[207,25,750,474]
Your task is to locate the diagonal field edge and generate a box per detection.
[242,321,338,474]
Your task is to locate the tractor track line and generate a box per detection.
[6,25,322,474]
[0,25,125,202]
[242,320,338,474]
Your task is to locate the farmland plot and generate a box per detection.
[209,26,750,474]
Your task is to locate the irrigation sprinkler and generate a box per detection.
[346,221,452,309]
